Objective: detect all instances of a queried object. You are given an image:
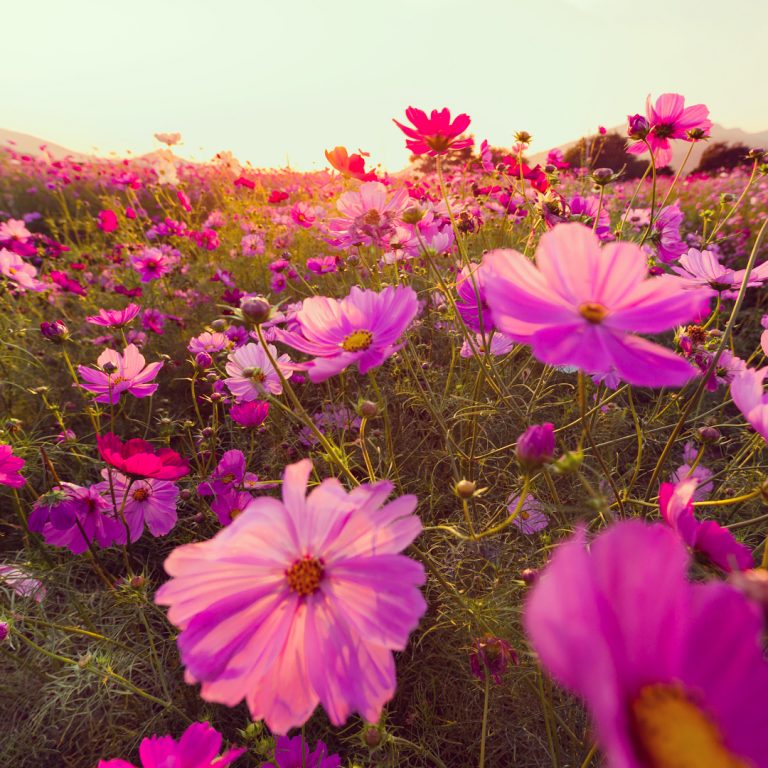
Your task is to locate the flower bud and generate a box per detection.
[195,351,213,369]
[0,621,8,642]
[211,318,228,332]
[240,296,271,324]
[551,448,584,475]
[514,131,533,145]
[591,167,614,186]
[180,489,192,501]
[129,575,146,589]
[697,425,721,443]
[401,206,426,224]
[747,147,766,160]
[455,479,477,499]
[520,567,538,585]
[627,114,650,139]
[469,634,519,685]
[364,727,382,748]
[101,361,118,374]
[516,423,555,472]
[544,164,557,174]
[358,400,379,418]
[40,320,69,342]
[687,128,708,141]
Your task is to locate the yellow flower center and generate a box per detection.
[579,302,609,324]
[341,329,374,352]
[109,376,127,385]
[286,556,324,596]
[631,683,746,768]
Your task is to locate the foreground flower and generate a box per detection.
[261,735,340,768]
[98,721,243,768]
[525,521,768,768]
[78,344,163,404]
[97,433,190,480]
[731,366,768,442]
[224,342,292,401]
[659,478,752,571]
[156,459,426,733]
[275,285,419,383]
[627,93,711,168]
[0,444,26,488]
[393,107,473,156]
[482,223,702,387]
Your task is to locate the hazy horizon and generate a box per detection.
[4,0,768,171]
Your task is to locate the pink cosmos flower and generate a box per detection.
[328,181,409,249]
[482,223,703,387]
[95,469,179,539]
[0,444,26,488]
[0,248,43,291]
[393,107,474,156]
[647,204,688,264]
[130,247,175,282]
[507,494,548,534]
[262,735,340,768]
[731,366,768,441]
[525,521,768,768]
[659,478,752,572]
[98,721,243,768]
[455,264,494,334]
[78,344,163,404]
[224,342,292,401]
[459,332,514,359]
[86,303,142,328]
[0,218,31,242]
[229,400,269,428]
[0,564,45,602]
[28,484,124,554]
[324,146,377,182]
[627,93,712,168]
[188,331,230,355]
[97,433,190,481]
[156,459,426,734]
[275,285,419,383]
[290,202,316,229]
[673,247,768,292]
[97,209,119,233]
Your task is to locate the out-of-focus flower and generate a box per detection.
[261,735,340,768]
[40,320,69,342]
[154,132,182,147]
[482,223,703,387]
[276,285,418,383]
[86,304,142,328]
[97,433,190,481]
[469,634,519,685]
[98,721,243,768]
[78,344,163,404]
[156,459,426,734]
[229,400,269,428]
[648,205,688,264]
[731,366,768,442]
[393,107,474,156]
[0,564,45,602]
[325,146,377,181]
[0,248,43,291]
[672,248,768,292]
[97,209,119,233]
[659,478,752,572]
[130,247,176,282]
[525,521,768,768]
[0,445,26,488]
[507,493,549,534]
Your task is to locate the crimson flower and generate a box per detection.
[393,107,474,156]
[97,433,189,480]
[324,146,377,181]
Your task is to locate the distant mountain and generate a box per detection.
[530,123,768,173]
[0,128,87,160]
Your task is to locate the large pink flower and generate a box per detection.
[393,107,474,156]
[275,285,419,383]
[156,459,426,734]
[627,93,711,168]
[0,444,26,488]
[525,521,768,768]
[482,223,704,387]
[78,344,163,404]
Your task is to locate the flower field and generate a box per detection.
[3,98,768,767]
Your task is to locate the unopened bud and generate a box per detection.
[551,449,584,475]
[358,400,379,418]
[627,114,650,139]
[210,318,228,332]
[455,479,477,499]
[697,425,721,443]
[364,727,382,748]
[520,567,538,585]
[240,296,271,324]
[129,575,146,589]
[514,131,533,145]
[591,167,614,185]
[195,351,213,369]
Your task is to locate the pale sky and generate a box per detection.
[3,0,767,170]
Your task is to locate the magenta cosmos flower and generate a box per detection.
[262,735,340,768]
[98,721,244,768]
[78,344,163,404]
[482,223,703,387]
[86,303,141,328]
[97,433,190,480]
[525,520,768,768]
[224,342,292,401]
[673,247,768,292]
[275,285,419,383]
[659,478,752,572]
[393,107,474,156]
[0,444,26,488]
[156,458,426,734]
[731,366,768,442]
[627,92,711,168]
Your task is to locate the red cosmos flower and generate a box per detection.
[97,433,189,481]
[233,176,255,190]
[324,146,377,181]
[393,107,474,156]
[268,189,289,204]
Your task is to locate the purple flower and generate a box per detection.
[469,635,518,685]
[516,423,555,472]
[210,489,254,526]
[197,450,257,497]
[649,205,687,264]
[275,285,419,383]
[261,735,340,768]
[455,264,493,334]
[507,493,548,534]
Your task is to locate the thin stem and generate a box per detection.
[479,674,491,768]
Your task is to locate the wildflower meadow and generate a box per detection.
[4,95,768,767]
